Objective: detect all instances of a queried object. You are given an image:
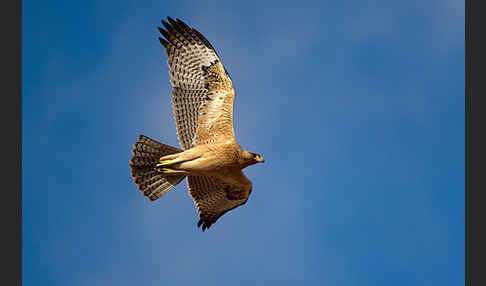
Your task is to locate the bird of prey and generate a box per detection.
[129,17,264,231]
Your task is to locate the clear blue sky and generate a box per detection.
[23,0,464,285]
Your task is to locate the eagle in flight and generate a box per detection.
[129,17,264,231]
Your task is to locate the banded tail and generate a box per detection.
[129,135,185,201]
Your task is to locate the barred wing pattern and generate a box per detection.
[187,173,251,231]
[158,17,236,150]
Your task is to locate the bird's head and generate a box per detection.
[251,152,265,163]
[243,151,264,166]
[239,150,265,167]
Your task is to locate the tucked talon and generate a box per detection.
[158,159,173,166]
[156,167,186,175]
[156,167,171,174]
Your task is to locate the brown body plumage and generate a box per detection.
[129,17,264,231]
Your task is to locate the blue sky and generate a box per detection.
[23,0,464,285]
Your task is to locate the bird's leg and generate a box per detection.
[154,153,188,174]
[155,167,188,175]
[157,149,201,168]
[157,153,181,167]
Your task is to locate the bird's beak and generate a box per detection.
[256,156,265,163]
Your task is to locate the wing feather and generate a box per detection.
[158,17,236,149]
[187,171,252,231]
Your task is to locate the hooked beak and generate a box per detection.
[256,156,265,163]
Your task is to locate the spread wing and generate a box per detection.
[158,17,236,150]
[187,171,252,231]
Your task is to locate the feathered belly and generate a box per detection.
[158,141,240,176]
[175,154,237,174]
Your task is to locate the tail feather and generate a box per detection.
[129,135,185,201]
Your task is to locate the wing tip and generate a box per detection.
[157,26,172,46]
[167,16,177,26]
[197,218,213,232]
[158,17,188,48]
[158,36,169,47]
[159,16,217,53]
[161,19,172,31]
